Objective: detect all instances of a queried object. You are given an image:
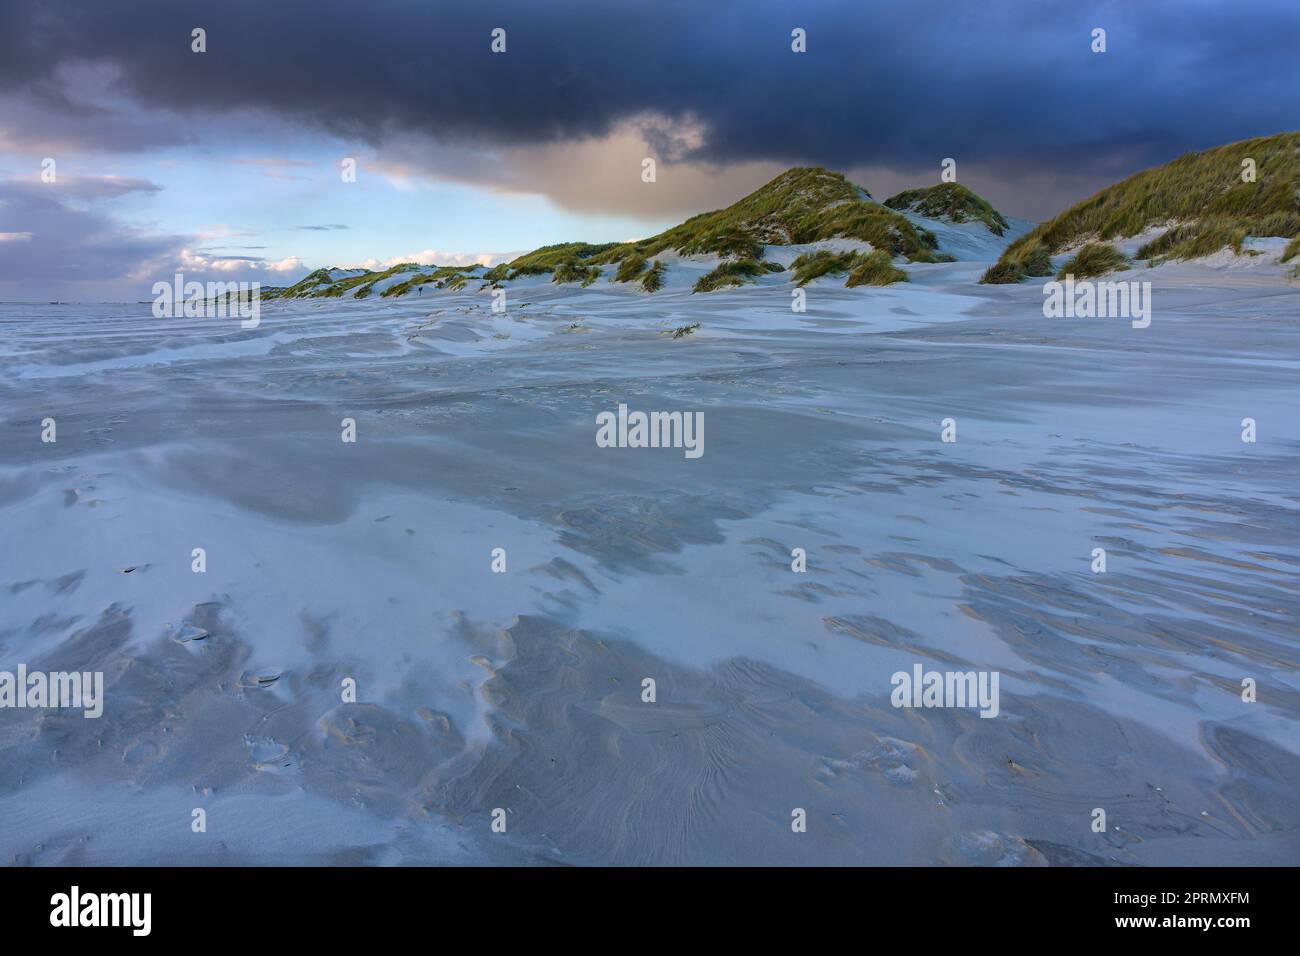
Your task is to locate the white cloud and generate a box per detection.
[347,249,514,270]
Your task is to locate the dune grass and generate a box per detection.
[790,248,907,287]
[264,262,490,300]
[978,261,1023,284]
[320,271,384,298]
[552,259,602,286]
[613,252,649,283]
[791,249,863,285]
[884,183,1010,236]
[984,132,1300,282]
[381,265,479,298]
[693,259,769,293]
[498,241,618,282]
[589,168,947,268]
[272,167,1002,297]
[1054,243,1129,279]
[846,250,908,286]
[271,267,336,298]
[980,237,1056,283]
[640,260,667,292]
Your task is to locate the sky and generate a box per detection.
[0,0,1297,301]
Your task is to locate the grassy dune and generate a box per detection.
[261,166,1019,299]
[789,249,907,287]
[982,132,1300,283]
[884,183,1010,236]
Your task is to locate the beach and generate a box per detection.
[1,251,1297,865]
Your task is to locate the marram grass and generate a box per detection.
[983,131,1300,283]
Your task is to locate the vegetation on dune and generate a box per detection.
[790,249,866,285]
[845,250,908,287]
[1135,213,1300,260]
[883,183,1010,236]
[507,263,550,278]
[788,248,909,287]
[808,203,941,261]
[1282,236,1300,263]
[502,241,618,280]
[586,168,946,270]
[381,264,480,298]
[319,274,374,297]
[1054,243,1129,279]
[613,252,649,283]
[979,237,1053,284]
[978,261,1024,285]
[707,230,766,261]
[552,259,602,286]
[380,275,432,298]
[983,132,1300,283]
[267,167,986,299]
[665,322,700,339]
[342,263,419,297]
[266,267,334,299]
[263,267,363,300]
[259,262,496,300]
[640,260,666,292]
[1015,239,1054,276]
[693,259,770,293]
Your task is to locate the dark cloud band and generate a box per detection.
[3,0,1297,177]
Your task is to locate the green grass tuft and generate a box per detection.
[979,237,1054,284]
[640,260,666,292]
[1055,243,1129,279]
[790,249,864,285]
[979,261,1025,284]
[613,252,649,283]
[845,250,908,286]
[693,259,768,293]
[552,259,601,286]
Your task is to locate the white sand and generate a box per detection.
[0,248,1297,865]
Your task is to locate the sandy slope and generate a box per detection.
[0,250,1297,865]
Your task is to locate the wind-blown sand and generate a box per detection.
[1,250,1297,865]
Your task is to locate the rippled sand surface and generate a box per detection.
[1,258,1297,865]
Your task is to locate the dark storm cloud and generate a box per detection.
[2,0,1297,179]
